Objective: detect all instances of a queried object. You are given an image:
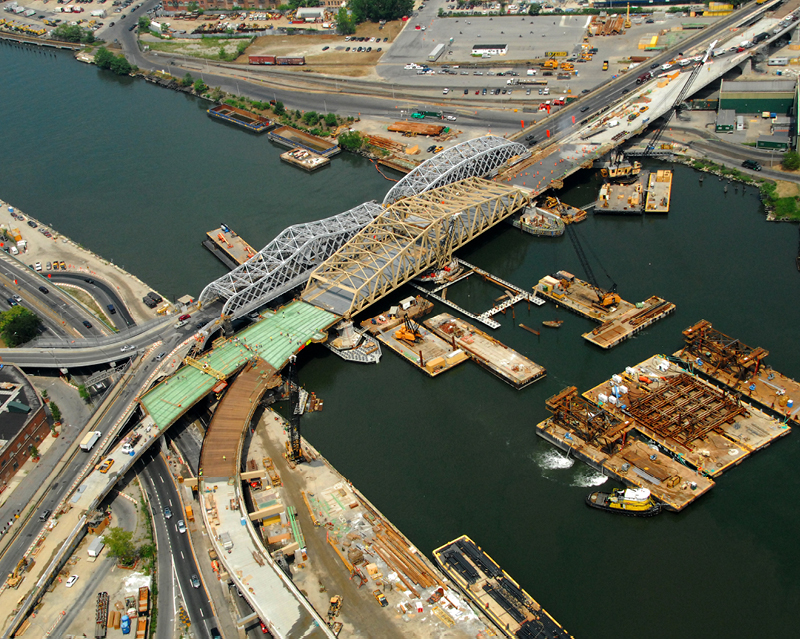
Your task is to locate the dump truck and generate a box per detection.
[543,58,558,69]
[328,595,342,619]
[138,586,149,614]
[136,617,148,638]
[560,61,574,71]
[185,505,194,522]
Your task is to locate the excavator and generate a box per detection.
[565,226,621,308]
[394,316,423,346]
[7,558,31,589]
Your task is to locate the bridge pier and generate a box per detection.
[740,58,753,75]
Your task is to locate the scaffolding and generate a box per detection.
[681,319,769,383]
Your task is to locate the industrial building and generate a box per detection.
[0,364,49,486]
[471,43,508,56]
[715,108,736,132]
[718,78,797,116]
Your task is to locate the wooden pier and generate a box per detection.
[535,272,675,349]
[425,313,545,389]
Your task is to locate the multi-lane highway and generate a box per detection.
[138,449,219,638]
[47,272,136,329]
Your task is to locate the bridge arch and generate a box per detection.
[383,135,527,205]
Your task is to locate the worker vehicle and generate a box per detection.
[98,458,115,474]
[328,595,343,619]
[373,590,388,607]
[742,159,762,171]
[543,58,558,69]
[80,431,102,452]
[602,60,609,71]
[560,61,574,71]
[66,574,79,588]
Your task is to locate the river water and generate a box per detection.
[3,43,800,638]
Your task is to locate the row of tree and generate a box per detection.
[94,47,135,76]
[0,306,39,347]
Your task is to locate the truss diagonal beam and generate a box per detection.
[383,136,528,205]
[303,177,528,317]
[198,201,383,319]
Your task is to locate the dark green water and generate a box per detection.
[3,43,800,638]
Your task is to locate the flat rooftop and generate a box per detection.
[0,364,42,445]
[139,300,337,429]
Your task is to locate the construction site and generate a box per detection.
[202,225,258,269]
[536,322,793,511]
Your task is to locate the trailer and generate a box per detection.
[87,536,105,558]
[428,43,445,62]
[80,431,102,452]
[138,586,149,614]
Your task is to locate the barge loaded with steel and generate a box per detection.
[433,535,570,639]
[207,104,272,133]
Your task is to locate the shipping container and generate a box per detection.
[428,43,445,61]
[768,57,789,66]
[88,536,105,557]
[276,56,305,65]
[248,55,276,65]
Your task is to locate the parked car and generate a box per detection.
[66,575,79,588]
[742,159,762,171]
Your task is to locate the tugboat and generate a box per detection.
[542,320,563,328]
[586,487,662,517]
[415,259,463,284]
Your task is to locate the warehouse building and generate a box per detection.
[719,78,797,116]
[471,43,508,56]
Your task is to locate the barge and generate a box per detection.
[374,316,468,377]
[542,196,586,224]
[674,320,800,426]
[424,312,546,389]
[202,225,257,269]
[433,535,570,639]
[511,206,565,237]
[280,147,330,172]
[597,171,649,214]
[535,271,675,349]
[359,296,433,336]
[536,354,791,511]
[207,104,272,133]
[267,125,340,158]
[644,169,673,213]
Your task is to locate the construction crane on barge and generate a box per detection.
[565,225,621,308]
[285,355,305,464]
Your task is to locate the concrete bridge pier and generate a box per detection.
[740,57,753,75]
[789,25,800,50]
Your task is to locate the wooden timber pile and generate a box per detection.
[365,134,406,153]
[388,121,445,136]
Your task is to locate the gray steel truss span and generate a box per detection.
[383,136,528,205]
[199,202,383,319]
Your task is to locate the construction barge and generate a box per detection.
[535,271,675,349]
[207,104,272,133]
[267,125,340,158]
[425,313,546,389]
[360,296,433,336]
[597,171,649,213]
[202,224,257,269]
[433,535,570,639]
[674,320,800,426]
[645,169,673,213]
[374,315,469,377]
[280,147,330,172]
[536,354,790,511]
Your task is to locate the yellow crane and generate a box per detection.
[183,356,226,381]
[624,3,632,29]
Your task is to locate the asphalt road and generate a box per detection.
[47,271,136,329]
[0,252,104,339]
[138,449,218,639]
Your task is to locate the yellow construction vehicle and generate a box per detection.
[560,61,575,72]
[394,317,423,346]
[624,2,632,28]
[328,595,342,620]
[543,58,558,69]
[7,558,31,589]
[602,60,609,71]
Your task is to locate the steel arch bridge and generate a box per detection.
[383,135,528,205]
[199,202,383,319]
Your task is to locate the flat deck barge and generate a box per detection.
[597,172,648,214]
[424,313,546,389]
[433,535,570,639]
[536,354,791,511]
[535,272,675,349]
[202,225,257,269]
[374,319,468,377]
[511,206,565,237]
[280,147,330,171]
[674,320,800,426]
[359,296,433,336]
[267,125,340,157]
[645,169,673,213]
[207,104,271,133]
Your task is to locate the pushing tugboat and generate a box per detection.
[586,487,662,517]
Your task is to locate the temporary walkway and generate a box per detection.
[139,300,338,429]
[199,359,277,480]
[302,178,528,317]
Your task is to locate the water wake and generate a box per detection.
[570,469,608,487]
[536,449,575,470]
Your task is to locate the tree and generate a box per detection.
[273,100,286,116]
[194,78,208,93]
[336,7,356,34]
[0,306,40,347]
[781,150,800,171]
[52,23,95,44]
[348,0,413,23]
[324,112,337,127]
[180,72,194,87]
[29,444,39,459]
[94,47,134,76]
[338,130,364,151]
[78,384,90,403]
[109,55,133,75]
[528,3,541,15]
[105,527,139,566]
[138,15,151,30]
[302,110,320,125]
[49,401,62,423]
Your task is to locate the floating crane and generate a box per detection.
[565,225,621,308]
[394,316,423,346]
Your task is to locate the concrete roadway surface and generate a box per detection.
[137,448,219,639]
[0,253,104,339]
[0,349,172,586]
[47,271,137,329]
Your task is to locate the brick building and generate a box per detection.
[0,364,50,487]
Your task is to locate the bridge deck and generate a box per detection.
[139,301,337,429]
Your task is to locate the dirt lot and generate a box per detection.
[240,19,407,77]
